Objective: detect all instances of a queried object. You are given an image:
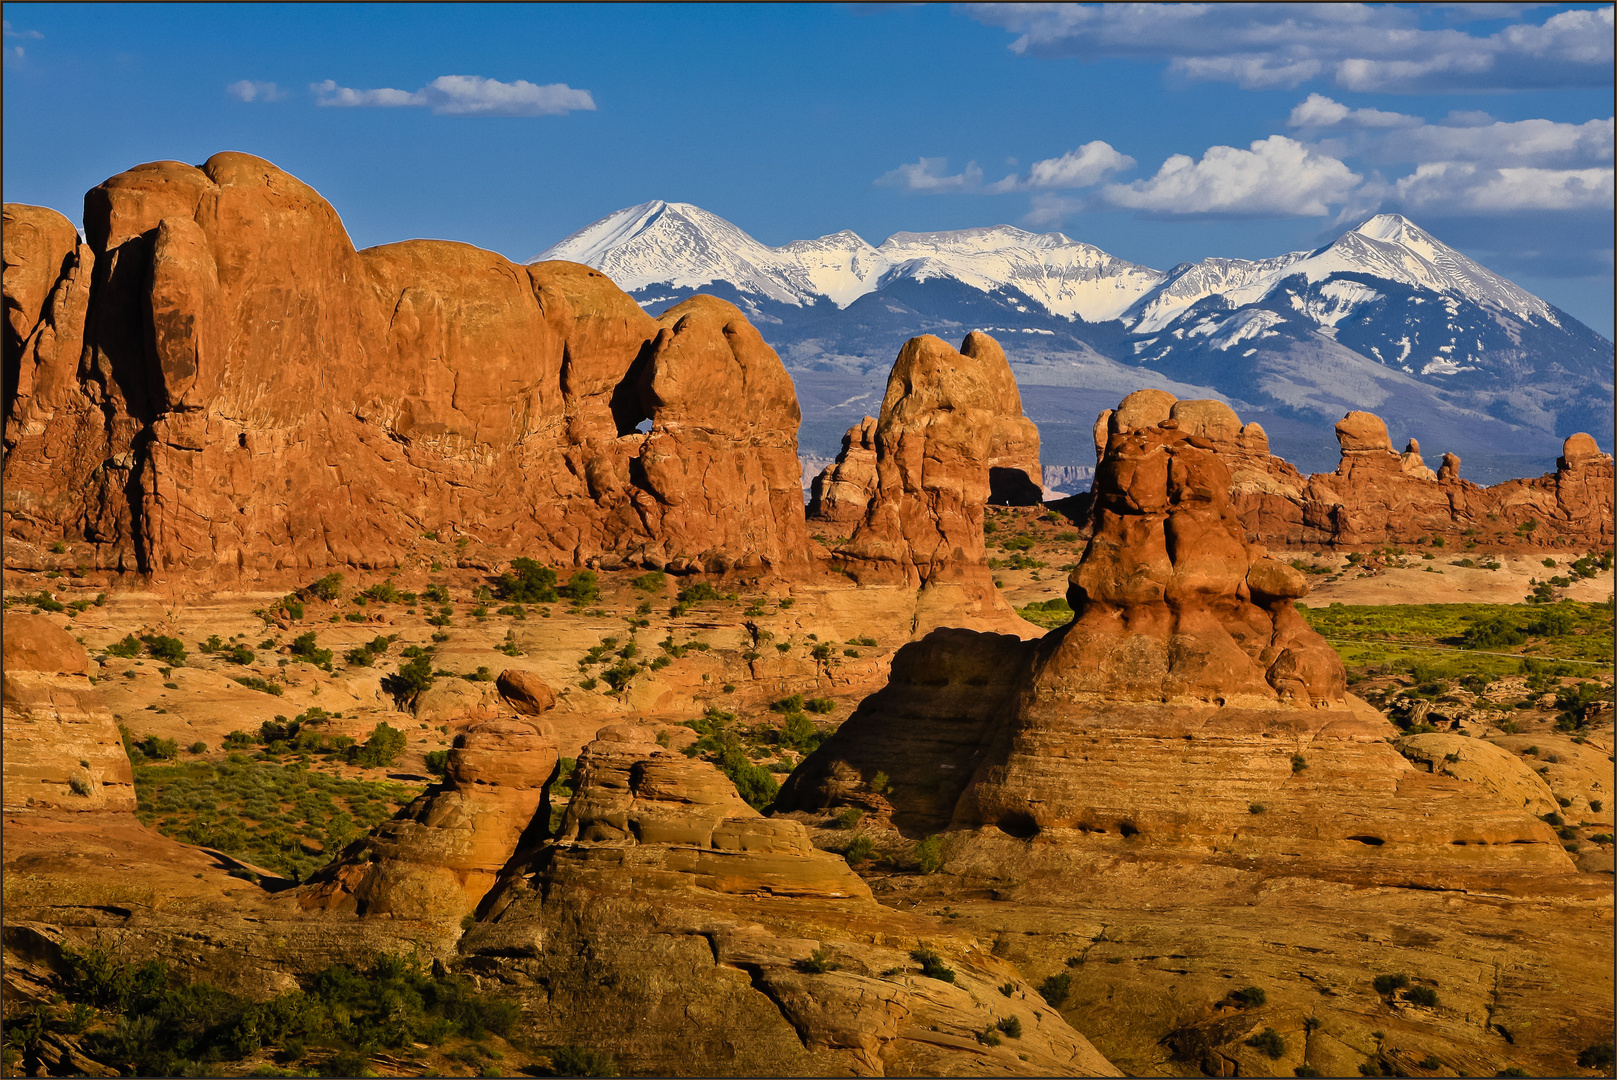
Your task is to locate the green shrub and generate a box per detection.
[288,632,332,667]
[797,947,839,974]
[383,655,435,703]
[106,634,142,658]
[1404,986,1439,1008]
[915,835,945,874]
[559,570,600,605]
[495,558,559,603]
[996,1015,1022,1038]
[307,573,344,601]
[1037,972,1072,1006]
[632,571,667,593]
[1372,973,1408,996]
[1231,985,1267,1008]
[1246,1028,1286,1059]
[348,723,407,769]
[1291,753,1308,773]
[142,634,187,665]
[844,834,875,865]
[546,1046,619,1078]
[425,750,450,777]
[910,948,956,983]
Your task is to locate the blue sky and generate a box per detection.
[5,3,1612,336]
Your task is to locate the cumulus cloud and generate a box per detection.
[875,157,986,193]
[4,17,40,59]
[967,3,1614,93]
[311,75,595,116]
[1394,163,1614,213]
[1288,93,1419,129]
[227,80,286,103]
[1021,141,1136,189]
[1103,135,1361,216]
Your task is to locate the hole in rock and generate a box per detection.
[1119,822,1139,838]
[988,466,1044,507]
[996,813,1039,839]
[609,343,655,437]
[1345,835,1385,846]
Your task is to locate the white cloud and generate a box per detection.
[881,142,1132,196]
[1022,193,1088,227]
[3,20,43,39]
[1382,116,1613,168]
[1394,163,1614,213]
[1103,135,1361,216]
[875,157,985,193]
[312,75,595,116]
[227,80,287,103]
[1022,141,1136,189]
[967,3,1614,93]
[1288,93,1419,130]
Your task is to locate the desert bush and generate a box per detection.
[495,558,559,603]
[141,634,187,665]
[915,835,945,874]
[1404,986,1439,1008]
[797,948,839,974]
[1246,1028,1286,1059]
[1232,986,1267,1008]
[546,1046,619,1078]
[1037,972,1072,1006]
[559,570,600,605]
[911,948,956,983]
[307,572,344,601]
[1372,973,1409,996]
[844,834,875,865]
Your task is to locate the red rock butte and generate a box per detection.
[3,155,808,584]
[779,397,1576,886]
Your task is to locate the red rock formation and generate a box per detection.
[827,332,1042,587]
[2,613,136,813]
[299,711,560,919]
[778,410,1573,884]
[806,415,878,527]
[1085,392,1614,550]
[2,154,810,583]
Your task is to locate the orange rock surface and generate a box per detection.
[3,154,809,584]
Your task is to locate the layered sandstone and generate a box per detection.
[820,332,1043,584]
[2,154,808,583]
[1088,393,1617,549]
[2,613,136,813]
[299,712,559,919]
[779,406,1573,884]
[459,725,1120,1077]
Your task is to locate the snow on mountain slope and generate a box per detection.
[1125,214,1559,334]
[533,203,1164,320]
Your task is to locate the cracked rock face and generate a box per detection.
[778,406,1574,884]
[3,155,808,583]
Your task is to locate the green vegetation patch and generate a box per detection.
[1016,597,1074,628]
[133,758,421,881]
[1299,601,1614,668]
[1,949,520,1078]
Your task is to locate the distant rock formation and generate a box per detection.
[813,332,1042,580]
[777,403,1573,885]
[806,415,878,528]
[1080,394,1615,550]
[3,155,809,583]
[2,613,136,813]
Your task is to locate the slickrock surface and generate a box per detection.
[2,155,808,584]
[461,725,1120,1077]
[2,612,135,813]
[1086,392,1616,550]
[299,710,560,919]
[779,403,1573,882]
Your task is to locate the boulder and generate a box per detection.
[496,669,557,717]
[298,717,559,918]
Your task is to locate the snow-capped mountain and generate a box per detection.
[533,202,1163,322]
[532,204,1612,483]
